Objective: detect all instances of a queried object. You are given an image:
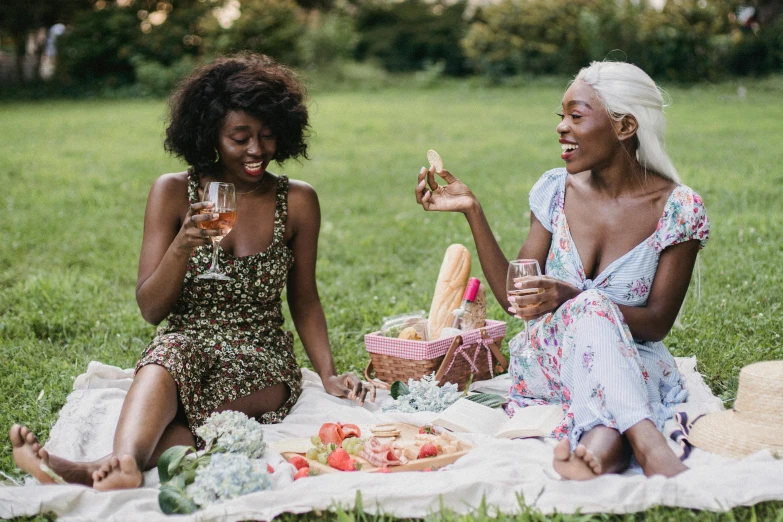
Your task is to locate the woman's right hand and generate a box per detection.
[173,201,222,254]
[415,165,477,213]
[507,275,581,320]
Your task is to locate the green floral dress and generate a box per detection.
[136,170,303,445]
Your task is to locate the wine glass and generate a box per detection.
[506,259,542,358]
[197,182,237,281]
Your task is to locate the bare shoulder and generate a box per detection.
[286,178,319,210]
[146,172,190,223]
[648,176,678,204]
[287,178,317,198]
[150,171,189,196]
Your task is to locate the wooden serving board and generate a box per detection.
[278,423,471,474]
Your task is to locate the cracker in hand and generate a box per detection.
[427,149,444,173]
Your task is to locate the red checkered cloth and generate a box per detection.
[364,320,506,361]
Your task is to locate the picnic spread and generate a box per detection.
[2,357,783,521]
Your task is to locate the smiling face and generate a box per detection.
[556,80,626,175]
[216,110,278,183]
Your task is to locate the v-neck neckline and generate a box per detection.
[188,169,291,261]
[559,176,679,284]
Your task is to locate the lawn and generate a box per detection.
[0,77,782,520]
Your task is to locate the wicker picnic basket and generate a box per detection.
[363,320,508,391]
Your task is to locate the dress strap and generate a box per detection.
[187,168,200,205]
[273,176,289,244]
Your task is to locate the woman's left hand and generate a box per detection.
[323,372,376,406]
[507,276,581,320]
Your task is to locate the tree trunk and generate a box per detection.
[13,32,25,84]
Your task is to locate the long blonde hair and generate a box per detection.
[575,61,680,183]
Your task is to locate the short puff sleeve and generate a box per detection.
[649,185,710,252]
[528,168,566,233]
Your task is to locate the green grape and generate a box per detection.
[316,452,328,465]
[310,435,321,446]
[306,448,319,460]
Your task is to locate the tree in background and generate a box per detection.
[354,0,469,75]
[199,0,302,66]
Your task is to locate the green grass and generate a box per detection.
[0,78,782,520]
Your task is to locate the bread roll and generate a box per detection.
[428,244,471,339]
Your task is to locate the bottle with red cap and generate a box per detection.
[439,277,481,338]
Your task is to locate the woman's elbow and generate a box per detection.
[136,293,165,325]
[635,322,673,343]
[139,306,164,326]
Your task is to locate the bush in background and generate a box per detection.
[298,11,359,70]
[634,0,733,82]
[462,0,592,79]
[200,0,303,66]
[9,0,783,97]
[354,0,469,75]
[461,0,779,83]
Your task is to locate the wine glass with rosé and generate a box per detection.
[506,259,542,357]
[197,182,236,281]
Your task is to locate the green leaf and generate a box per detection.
[157,445,192,483]
[465,393,507,408]
[169,473,187,490]
[182,467,197,485]
[158,483,198,515]
[390,380,409,399]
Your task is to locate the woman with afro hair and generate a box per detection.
[11,53,374,490]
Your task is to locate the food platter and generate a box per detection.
[272,423,472,474]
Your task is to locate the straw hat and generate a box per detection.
[688,360,783,459]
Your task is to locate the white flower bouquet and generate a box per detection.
[157,410,274,514]
[381,372,462,413]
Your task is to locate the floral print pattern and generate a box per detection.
[507,169,710,448]
[136,170,302,447]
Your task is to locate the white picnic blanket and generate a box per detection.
[2,357,782,521]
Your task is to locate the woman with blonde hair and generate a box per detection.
[416,61,708,479]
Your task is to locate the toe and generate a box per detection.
[9,425,22,446]
[553,439,572,461]
[574,444,587,458]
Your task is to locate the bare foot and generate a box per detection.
[553,439,600,480]
[92,455,143,491]
[9,424,56,484]
[626,420,688,478]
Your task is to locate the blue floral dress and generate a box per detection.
[507,168,710,448]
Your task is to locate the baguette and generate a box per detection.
[428,244,471,339]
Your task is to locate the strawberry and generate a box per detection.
[294,467,311,480]
[418,425,435,435]
[327,448,361,472]
[267,464,275,473]
[418,442,438,459]
[288,455,309,470]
